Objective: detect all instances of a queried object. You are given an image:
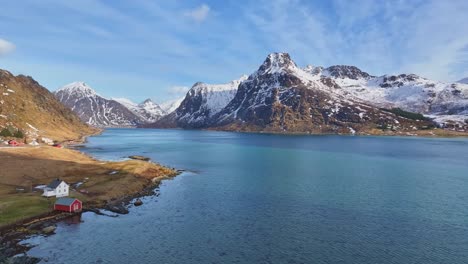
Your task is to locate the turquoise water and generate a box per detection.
[25,129,468,263]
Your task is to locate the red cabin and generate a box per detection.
[54,197,82,213]
[8,140,19,146]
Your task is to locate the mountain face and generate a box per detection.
[458,77,468,84]
[0,69,95,141]
[148,53,442,134]
[212,53,433,133]
[55,82,143,127]
[113,98,165,123]
[154,76,247,128]
[303,68,468,127]
[160,97,184,114]
[307,70,468,116]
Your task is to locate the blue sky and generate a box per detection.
[1,0,468,103]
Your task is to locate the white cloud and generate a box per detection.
[167,85,189,95]
[0,38,15,56]
[184,4,210,23]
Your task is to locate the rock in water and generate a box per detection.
[134,199,143,206]
[42,226,56,234]
[128,155,150,161]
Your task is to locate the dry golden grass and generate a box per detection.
[0,70,97,142]
[0,146,177,226]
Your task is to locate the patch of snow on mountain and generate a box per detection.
[160,97,184,114]
[112,98,166,123]
[192,75,248,116]
[300,67,468,117]
[56,81,99,100]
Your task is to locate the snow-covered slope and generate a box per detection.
[457,77,468,84]
[210,53,434,133]
[149,53,438,134]
[113,98,165,123]
[302,66,468,126]
[55,82,145,127]
[160,97,184,114]
[154,76,247,128]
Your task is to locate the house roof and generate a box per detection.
[55,197,80,206]
[47,179,64,189]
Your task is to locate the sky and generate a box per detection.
[0,0,468,103]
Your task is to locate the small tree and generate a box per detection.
[13,129,24,138]
[0,128,12,137]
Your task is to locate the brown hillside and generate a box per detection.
[0,69,97,142]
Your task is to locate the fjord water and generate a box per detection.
[26,129,468,263]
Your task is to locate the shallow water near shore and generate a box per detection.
[24,129,468,263]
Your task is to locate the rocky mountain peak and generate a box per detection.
[303,65,324,76]
[56,81,98,98]
[140,98,154,105]
[378,73,424,88]
[257,52,298,75]
[324,65,372,80]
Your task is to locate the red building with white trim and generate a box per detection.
[54,197,82,213]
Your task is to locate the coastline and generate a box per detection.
[162,125,468,138]
[0,131,180,263]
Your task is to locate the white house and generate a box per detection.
[43,179,69,197]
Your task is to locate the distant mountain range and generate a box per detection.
[12,52,465,134]
[54,82,172,127]
[458,77,468,84]
[146,53,468,134]
[0,70,95,141]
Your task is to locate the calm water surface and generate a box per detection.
[24,129,468,263]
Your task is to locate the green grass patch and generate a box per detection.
[0,194,52,227]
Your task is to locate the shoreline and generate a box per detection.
[139,126,468,138]
[0,132,180,263]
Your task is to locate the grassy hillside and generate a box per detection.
[0,147,177,227]
[0,69,97,142]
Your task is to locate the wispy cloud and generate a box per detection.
[0,38,15,56]
[167,86,190,95]
[0,0,467,103]
[183,4,210,23]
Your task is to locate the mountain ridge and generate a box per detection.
[55,82,166,127]
[145,53,468,134]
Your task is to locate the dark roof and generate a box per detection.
[47,179,64,189]
[55,197,80,206]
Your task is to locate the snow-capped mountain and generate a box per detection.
[457,77,468,84]
[113,98,165,123]
[55,82,146,127]
[304,68,468,117]
[154,75,247,128]
[300,66,468,128]
[212,53,434,133]
[160,97,184,114]
[149,53,439,134]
